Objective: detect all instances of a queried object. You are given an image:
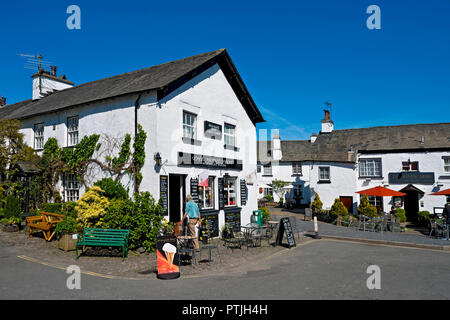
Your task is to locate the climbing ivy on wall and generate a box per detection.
[132,124,147,193]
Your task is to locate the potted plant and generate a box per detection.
[55,216,81,251]
[221,224,230,240]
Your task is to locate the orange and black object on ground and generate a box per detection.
[156,235,180,280]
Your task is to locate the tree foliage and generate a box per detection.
[358,195,378,217]
[312,193,323,212]
[330,198,348,217]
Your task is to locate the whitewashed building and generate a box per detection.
[257,111,450,221]
[0,49,265,235]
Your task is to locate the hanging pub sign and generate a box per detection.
[178,152,243,170]
[156,235,180,280]
[240,179,247,206]
[204,121,222,140]
[190,178,199,204]
[276,217,296,248]
[160,175,168,216]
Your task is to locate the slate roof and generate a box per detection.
[0,49,264,124]
[258,122,450,163]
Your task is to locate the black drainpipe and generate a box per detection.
[134,93,143,136]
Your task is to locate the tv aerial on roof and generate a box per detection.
[17,53,54,72]
[324,101,332,116]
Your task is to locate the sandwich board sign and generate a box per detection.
[156,235,180,280]
[276,217,296,248]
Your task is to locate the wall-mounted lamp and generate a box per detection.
[154,152,162,166]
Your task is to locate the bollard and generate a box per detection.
[313,216,321,239]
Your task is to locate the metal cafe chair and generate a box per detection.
[429,220,443,238]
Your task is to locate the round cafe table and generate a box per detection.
[267,221,279,238]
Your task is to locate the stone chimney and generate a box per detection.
[321,109,334,133]
[32,67,74,100]
[0,96,6,107]
[272,133,282,161]
[310,133,317,144]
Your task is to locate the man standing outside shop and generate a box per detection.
[182,195,201,251]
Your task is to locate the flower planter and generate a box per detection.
[58,234,78,251]
[2,223,19,232]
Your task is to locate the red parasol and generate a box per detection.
[429,188,450,196]
[356,186,406,197]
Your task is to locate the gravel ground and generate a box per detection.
[0,225,308,279]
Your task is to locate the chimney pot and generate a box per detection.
[50,66,57,76]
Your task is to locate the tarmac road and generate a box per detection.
[1,239,449,300]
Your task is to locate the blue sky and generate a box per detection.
[1,0,449,140]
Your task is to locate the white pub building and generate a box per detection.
[0,49,265,236]
[257,110,450,222]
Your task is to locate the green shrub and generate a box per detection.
[395,208,407,222]
[101,192,164,252]
[279,197,284,206]
[259,207,271,224]
[417,211,430,226]
[93,178,129,200]
[312,193,323,213]
[41,203,63,214]
[4,195,21,218]
[55,216,81,238]
[265,194,273,202]
[330,198,348,217]
[358,195,378,218]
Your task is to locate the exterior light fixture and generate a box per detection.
[154,152,162,166]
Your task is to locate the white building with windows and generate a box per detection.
[0,49,265,235]
[257,111,450,222]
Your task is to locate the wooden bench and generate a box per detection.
[76,228,130,261]
[26,212,64,241]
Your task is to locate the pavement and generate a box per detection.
[1,238,449,300]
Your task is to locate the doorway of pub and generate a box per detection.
[169,174,186,224]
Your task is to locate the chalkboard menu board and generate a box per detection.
[225,209,241,232]
[160,175,168,216]
[218,178,225,209]
[201,211,219,238]
[240,179,247,206]
[276,217,296,248]
[190,178,199,204]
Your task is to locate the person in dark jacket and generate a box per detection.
[443,203,450,240]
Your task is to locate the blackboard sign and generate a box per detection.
[201,211,219,238]
[276,217,296,248]
[218,178,225,209]
[178,152,243,170]
[225,209,241,232]
[240,179,247,206]
[160,175,168,216]
[190,178,199,203]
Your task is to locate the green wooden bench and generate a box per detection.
[76,228,130,261]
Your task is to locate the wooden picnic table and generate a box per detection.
[26,212,64,241]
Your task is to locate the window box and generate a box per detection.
[182,137,202,146]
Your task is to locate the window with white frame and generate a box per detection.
[183,111,197,139]
[444,157,450,173]
[292,162,302,176]
[64,173,80,202]
[34,123,44,150]
[224,123,235,147]
[359,158,382,177]
[198,176,214,210]
[223,177,237,207]
[366,195,383,210]
[263,162,272,176]
[67,116,79,147]
[319,166,330,181]
[402,160,419,171]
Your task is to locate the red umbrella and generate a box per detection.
[356,186,406,197]
[429,188,450,196]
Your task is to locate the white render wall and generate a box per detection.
[19,63,259,233]
[32,76,73,100]
[356,151,450,214]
